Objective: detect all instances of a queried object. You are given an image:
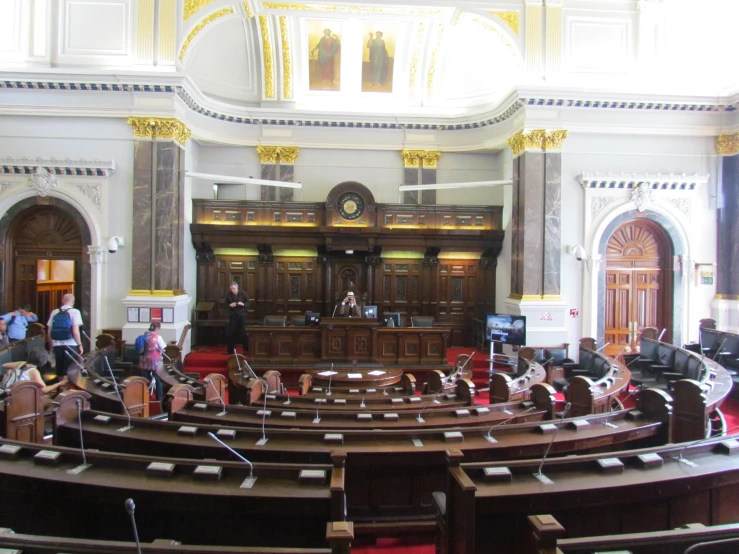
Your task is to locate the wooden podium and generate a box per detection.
[320,317,380,362]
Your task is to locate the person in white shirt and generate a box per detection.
[47,294,84,377]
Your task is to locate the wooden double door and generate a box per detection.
[604,220,672,356]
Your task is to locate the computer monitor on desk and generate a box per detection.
[382,312,401,327]
[305,312,321,326]
[363,305,377,319]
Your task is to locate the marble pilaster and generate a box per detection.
[153,141,184,291]
[421,168,437,205]
[403,167,418,204]
[132,141,153,290]
[261,163,277,201]
[543,152,561,296]
[519,151,545,297]
[718,154,739,297]
[279,164,295,201]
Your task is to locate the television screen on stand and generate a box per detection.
[485,314,527,346]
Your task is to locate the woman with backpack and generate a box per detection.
[139,322,166,401]
[0,349,67,406]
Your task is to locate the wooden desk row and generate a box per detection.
[440,435,739,554]
[0,436,348,551]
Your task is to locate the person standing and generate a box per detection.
[312,29,341,86]
[46,294,84,378]
[338,291,362,318]
[226,281,249,355]
[139,322,166,401]
[2,303,39,341]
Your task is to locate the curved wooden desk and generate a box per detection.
[308,367,403,390]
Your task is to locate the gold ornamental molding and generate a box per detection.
[401,150,441,169]
[257,146,299,164]
[715,294,739,300]
[279,16,293,99]
[127,117,192,146]
[427,23,446,100]
[408,22,426,100]
[259,15,276,98]
[716,132,739,155]
[260,2,444,16]
[243,1,254,18]
[489,10,520,35]
[179,7,234,61]
[508,129,568,157]
[183,0,216,21]
[130,289,187,296]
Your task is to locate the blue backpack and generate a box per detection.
[134,333,148,355]
[50,308,73,341]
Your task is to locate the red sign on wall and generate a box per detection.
[150,308,163,323]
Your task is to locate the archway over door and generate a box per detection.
[0,198,91,334]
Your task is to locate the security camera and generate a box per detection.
[107,236,124,254]
[568,244,586,261]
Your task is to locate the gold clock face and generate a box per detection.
[337,193,364,221]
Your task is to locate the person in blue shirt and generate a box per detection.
[1,303,39,341]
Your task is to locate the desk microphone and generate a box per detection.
[65,399,92,475]
[103,355,133,431]
[81,330,96,354]
[416,393,443,423]
[258,382,269,445]
[712,338,728,361]
[326,363,333,397]
[64,349,88,377]
[243,358,259,380]
[658,328,667,341]
[205,378,227,416]
[675,425,739,467]
[233,349,244,375]
[125,498,142,554]
[595,342,611,353]
[533,402,571,484]
[207,431,257,487]
[332,303,339,317]
[485,406,536,443]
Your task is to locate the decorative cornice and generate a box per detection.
[256,146,299,163]
[0,157,116,176]
[716,132,739,155]
[508,129,565,156]
[179,7,234,62]
[520,96,734,112]
[579,172,709,190]
[260,2,445,16]
[489,10,520,35]
[183,0,216,21]
[401,150,441,168]
[127,117,192,145]
[259,15,276,98]
[279,16,293,100]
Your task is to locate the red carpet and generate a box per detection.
[352,536,434,554]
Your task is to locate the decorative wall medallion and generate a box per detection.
[630,182,655,212]
[337,192,364,221]
[591,195,618,218]
[28,167,59,197]
[0,182,18,194]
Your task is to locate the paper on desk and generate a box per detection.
[318,370,338,376]
[367,370,386,376]
[347,373,363,378]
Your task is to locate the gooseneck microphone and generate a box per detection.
[332,303,339,317]
[64,350,88,377]
[675,425,739,467]
[595,342,611,353]
[712,338,728,361]
[125,498,142,554]
[485,406,536,442]
[658,328,667,341]
[205,378,227,416]
[416,393,443,423]
[534,402,572,483]
[103,355,133,432]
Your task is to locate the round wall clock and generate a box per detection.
[337,192,365,221]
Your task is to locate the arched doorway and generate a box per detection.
[1,199,91,331]
[603,219,674,355]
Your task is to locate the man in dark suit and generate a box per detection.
[225,282,249,354]
[338,291,362,318]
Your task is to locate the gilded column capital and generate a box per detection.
[420,151,442,168]
[716,132,739,155]
[544,129,568,150]
[256,146,279,164]
[127,117,191,145]
[508,129,567,156]
[401,150,421,168]
[277,146,299,164]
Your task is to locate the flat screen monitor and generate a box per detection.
[381,312,402,328]
[485,314,527,346]
[363,305,378,319]
[305,312,321,326]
